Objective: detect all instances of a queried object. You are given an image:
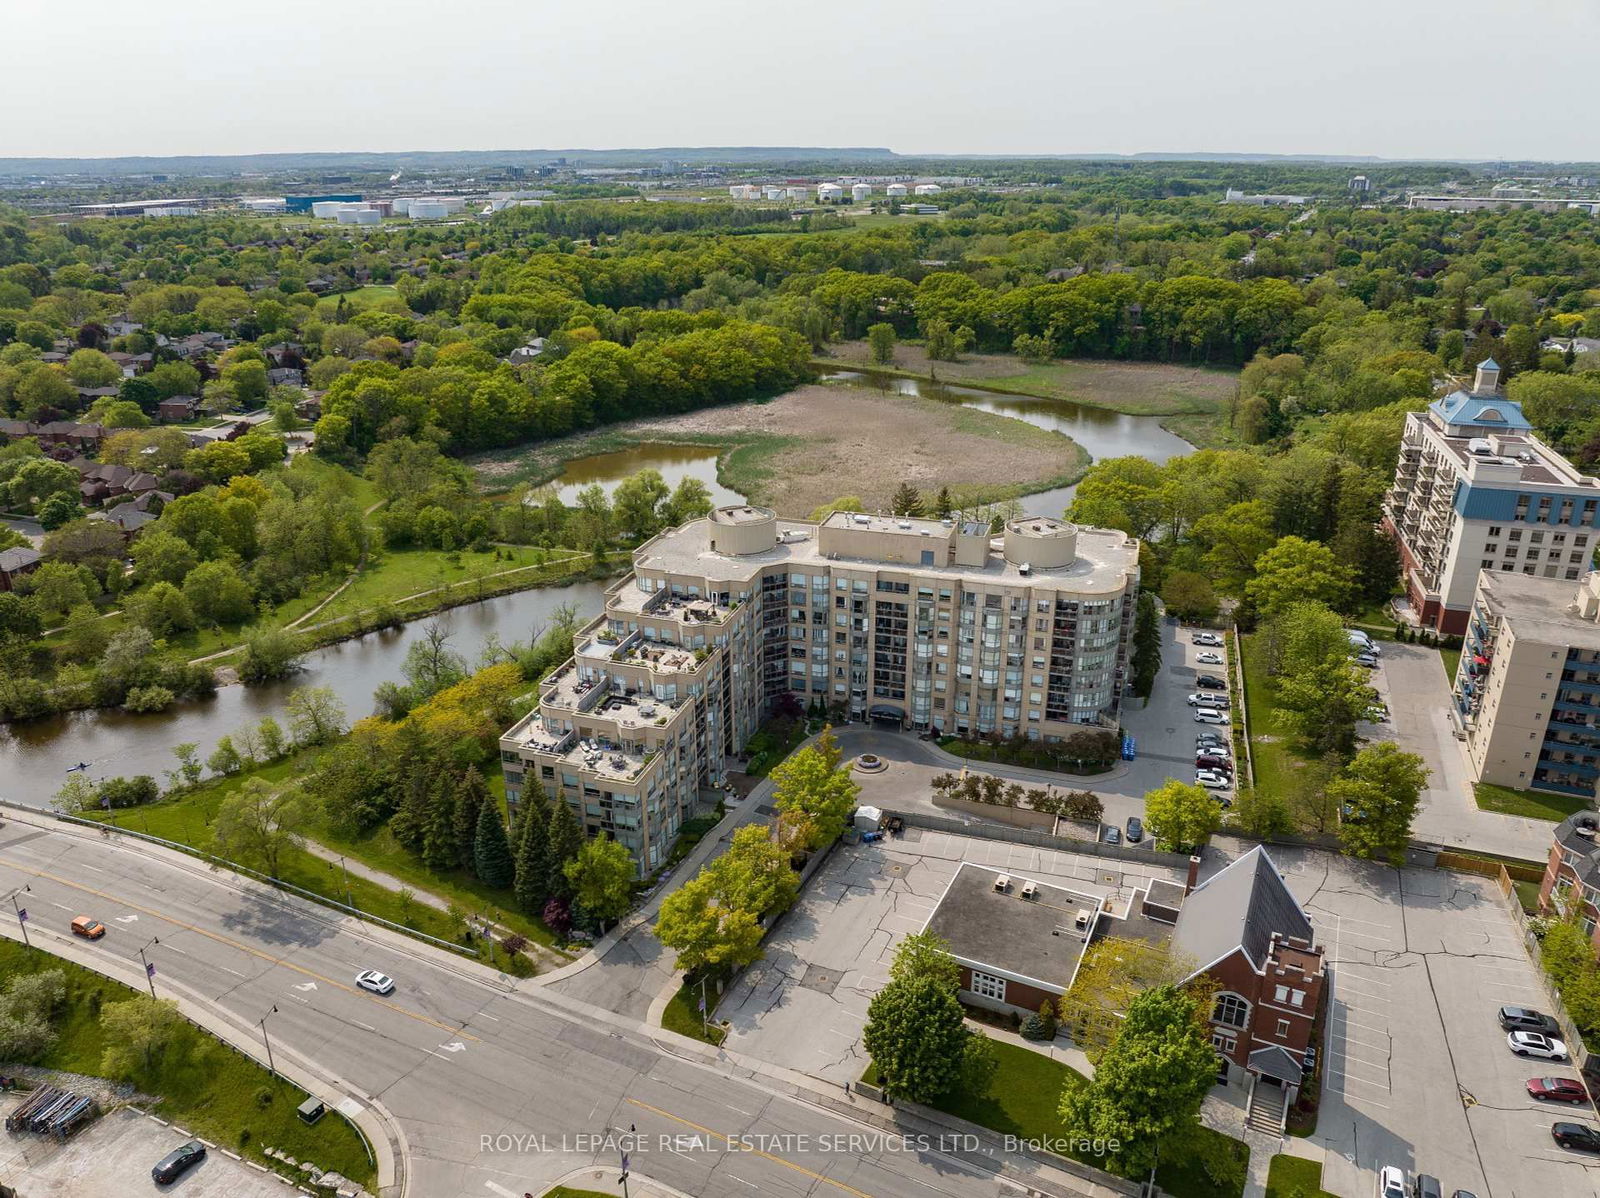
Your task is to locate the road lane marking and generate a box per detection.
[626,1097,873,1198]
[0,859,478,1042]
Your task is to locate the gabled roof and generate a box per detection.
[1248,1044,1304,1085]
[0,547,41,573]
[1171,846,1313,974]
[1427,390,1533,432]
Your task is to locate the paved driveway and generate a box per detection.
[717,830,1188,1084]
[1362,642,1552,862]
[1266,848,1595,1198]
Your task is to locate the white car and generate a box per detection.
[1195,769,1231,790]
[1376,1166,1406,1198]
[1509,1030,1568,1060]
[1186,693,1229,708]
[356,969,395,995]
[1194,709,1228,724]
[1195,651,1224,665]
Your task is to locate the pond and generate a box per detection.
[821,369,1195,513]
[547,443,745,509]
[0,578,610,809]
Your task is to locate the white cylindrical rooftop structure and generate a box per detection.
[1003,516,1078,569]
[707,505,778,556]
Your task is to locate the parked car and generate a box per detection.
[1500,1006,1561,1035]
[1186,693,1229,708]
[1362,704,1390,722]
[1355,652,1379,668]
[1196,754,1233,773]
[1125,817,1144,843]
[1377,1165,1407,1198]
[1528,1077,1589,1104]
[1102,826,1122,846]
[1195,709,1228,724]
[1192,632,1224,646]
[152,1140,207,1184]
[1509,1030,1569,1060]
[1195,769,1231,789]
[1551,1121,1600,1153]
[1196,741,1232,757]
[1196,674,1228,690]
[70,915,105,939]
[1196,650,1224,665]
[355,969,395,996]
[1196,732,1229,747]
[1411,1176,1441,1198]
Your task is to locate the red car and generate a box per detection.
[1528,1077,1589,1104]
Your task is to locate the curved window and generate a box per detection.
[1213,992,1251,1029]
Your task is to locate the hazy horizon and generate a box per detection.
[6,0,1599,162]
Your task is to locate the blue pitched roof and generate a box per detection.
[1479,357,1500,370]
[1428,390,1532,432]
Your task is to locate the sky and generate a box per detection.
[5,0,1599,162]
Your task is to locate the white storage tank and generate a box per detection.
[409,200,450,220]
[914,183,942,196]
[851,183,872,204]
[885,183,907,198]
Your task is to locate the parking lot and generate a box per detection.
[1268,846,1600,1197]
[0,1101,288,1197]
[1118,620,1238,809]
[715,829,1189,1083]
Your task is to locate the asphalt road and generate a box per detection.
[0,814,1073,1198]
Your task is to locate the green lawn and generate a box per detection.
[0,941,373,1187]
[661,980,727,1046]
[1439,644,1462,682]
[545,1187,619,1198]
[314,284,401,316]
[1474,781,1593,822]
[85,759,542,967]
[1514,878,1544,912]
[1265,1154,1336,1198]
[871,1041,1246,1198]
[1238,632,1303,801]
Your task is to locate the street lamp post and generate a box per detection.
[136,936,160,998]
[3,885,30,948]
[259,1005,279,1078]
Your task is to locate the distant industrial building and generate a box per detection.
[1223,188,1309,207]
[1405,194,1595,213]
[239,197,287,212]
[1349,175,1371,193]
[816,183,844,203]
[284,194,362,214]
[913,183,942,196]
[728,184,761,200]
[73,198,215,218]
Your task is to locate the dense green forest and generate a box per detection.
[2,165,1600,741]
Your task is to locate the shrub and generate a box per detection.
[1021,998,1059,1041]
[123,684,176,713]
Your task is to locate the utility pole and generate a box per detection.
[137,936,160,998]
[4,886,30,948]
[259,1005,279,1078]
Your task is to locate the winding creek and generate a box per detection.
[1,370,1193,805]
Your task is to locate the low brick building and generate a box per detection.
[1539,811,1600,941]
[922,846,1326,1103]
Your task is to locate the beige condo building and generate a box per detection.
[1453,570,1600,799]
[500,506,1141,874]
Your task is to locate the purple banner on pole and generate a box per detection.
[146,962,156,978]
[16,909,26,924]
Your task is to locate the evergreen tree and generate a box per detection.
[419,778,457,871]
[452,766,488,872]
[513,799,551,914]
[889,482,923,518]
[933,486,953,519]
[545,797,584,901]
[473,797,516,889]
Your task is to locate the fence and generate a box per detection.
[1229,623,1255,791]
[0,798,478,959]
[885,808,1193,870]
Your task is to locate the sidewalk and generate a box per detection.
[298,839,572,972]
